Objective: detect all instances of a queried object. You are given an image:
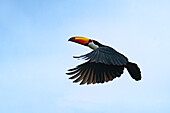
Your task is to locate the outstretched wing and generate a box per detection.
[74,46,128,65]
[66,61,124,85]
[67,46,128,85]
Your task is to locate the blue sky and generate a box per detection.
[0,0,170,113]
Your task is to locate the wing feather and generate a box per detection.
[80,68,92,85]
[87,69,94,84]
[67,62,124,85]
[73,68,88,83]
[66,69,80,75]
[74,46,128,65]
[69,71,81,79]
[67,46,128,85]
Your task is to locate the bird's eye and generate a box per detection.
[89,39,93,43]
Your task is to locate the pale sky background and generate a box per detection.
[0,0,170,113]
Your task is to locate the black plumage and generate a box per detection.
[66,61,124,85]
[74,46,128,65]
[67,37,141,85]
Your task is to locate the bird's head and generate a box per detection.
[68,36,103,50]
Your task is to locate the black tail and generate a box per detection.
[125,62,141,81]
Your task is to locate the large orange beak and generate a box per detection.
[68,37,90,46]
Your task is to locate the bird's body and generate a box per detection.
[67,37,141,85]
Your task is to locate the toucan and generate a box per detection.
[66,36,141,85]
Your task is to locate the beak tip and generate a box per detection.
[68,37,75,41]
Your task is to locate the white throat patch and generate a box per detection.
[88,42,99,50]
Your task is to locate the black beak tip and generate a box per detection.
[68,37,75,41]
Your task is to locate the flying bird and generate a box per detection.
[66,37,141,85]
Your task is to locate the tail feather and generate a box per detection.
[126,62,141,81]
